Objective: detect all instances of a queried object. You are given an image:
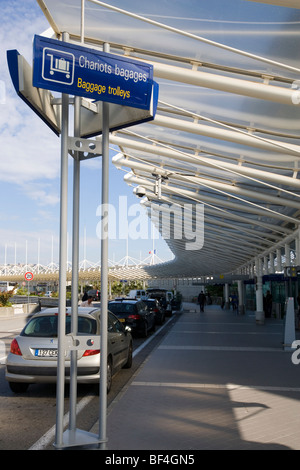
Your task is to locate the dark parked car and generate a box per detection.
[143,298,165,325]
[108,299,156,337]
[146,288,173,316]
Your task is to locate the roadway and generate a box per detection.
[0,308,180,450]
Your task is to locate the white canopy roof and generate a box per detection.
[37,0,300,279]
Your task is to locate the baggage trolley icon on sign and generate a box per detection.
[42,47,75,85]
[47,54,70,79]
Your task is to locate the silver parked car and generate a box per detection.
[6,307,132,393]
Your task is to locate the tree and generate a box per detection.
[0,289,15,307]
[111,280,146,297]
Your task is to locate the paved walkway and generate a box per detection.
[94,303,300,450]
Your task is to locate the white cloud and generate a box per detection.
[1,1,59,186]
[0,112,60,184]
[23,185,60,206]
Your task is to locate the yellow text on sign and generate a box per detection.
[77,77,131,100]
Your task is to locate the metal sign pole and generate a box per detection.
[69,95,81,434]
[99,42,110,450]
[69,0,83,439]
[55,31,69,450]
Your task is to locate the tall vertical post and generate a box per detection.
[285,243,290,267]
[69,0,83,433]
[237,279,244,315]
[255,257,264,325]
[224,283,229,309]
[99,42,110,450]
[55,31,69,449]
[69,95,81,433]
[81,0,85,43]
[276,248,282,271]
[269,252,275,274]
[296,228,300,267]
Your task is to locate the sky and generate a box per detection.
[0,0,173,268]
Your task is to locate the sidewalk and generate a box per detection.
[93,303,300,450]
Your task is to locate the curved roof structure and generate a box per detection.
[37,0,300,279]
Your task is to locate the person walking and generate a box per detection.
[198,291,206,312]
[265,290,272,318]
[81,295,93,307]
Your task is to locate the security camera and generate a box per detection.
[134,186,146,198]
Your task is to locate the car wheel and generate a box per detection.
[9,382,29,393]
[123,342,133,369]
[107,358,112,394]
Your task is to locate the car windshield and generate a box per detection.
[21,315,97,337]
[109,303,135,314]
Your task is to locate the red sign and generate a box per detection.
[25,272,34,281]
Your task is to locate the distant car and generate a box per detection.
[143,298,165,325]
[6,307,132,394]
[128,289,147,300]
[108,299,156,337]
[146,289,173,316]
[44,291,52,297]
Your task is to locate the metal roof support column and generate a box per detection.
[285,244,291,267]
[295,229,300,266]
[295,230,300,307]
[224,283,229,309]
[263,256,268,275]
[277,249,282,272]
[255,258,264,325]
[248,263,253,278]
[269,252,275,274]
[237,280,244,315]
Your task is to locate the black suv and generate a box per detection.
[108,299,156,337]
[143,298,165,325]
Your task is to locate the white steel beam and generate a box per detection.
[150,60,300,106]
[113,154,300,209]
[124,172,299,224]
[143,193,291,238]
[151,114,300,157]
[147,201,273,250]
[109,135,300,188]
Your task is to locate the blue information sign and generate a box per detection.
[33,35,154,110]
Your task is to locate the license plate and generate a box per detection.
[119,318,125,322]
[35,349,58,357]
